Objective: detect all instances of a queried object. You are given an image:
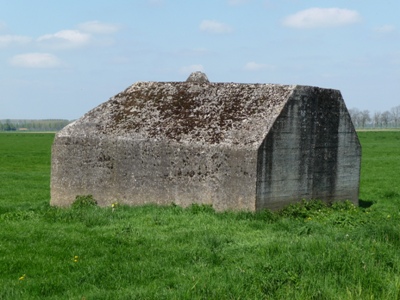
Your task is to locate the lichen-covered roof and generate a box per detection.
[59,79,296,148]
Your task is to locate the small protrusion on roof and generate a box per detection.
[186,71,210,83]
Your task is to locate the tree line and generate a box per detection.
[348,105,400,128]
[0,119,72,131]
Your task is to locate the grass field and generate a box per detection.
[0,131,400,299]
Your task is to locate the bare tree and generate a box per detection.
[359,110,371,128]
[373,111,382,128]
[348,104,400,129]
[390,105,400,127]
[348,108,361,128]
[381,111,391,128]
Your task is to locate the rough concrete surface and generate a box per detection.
[51,72,361,211]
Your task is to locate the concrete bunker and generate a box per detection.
[51,72,361,211]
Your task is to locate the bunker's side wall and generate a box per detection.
[51,136,258,211]
[255,86,361,210]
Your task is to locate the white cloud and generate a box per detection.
[0,35,32,48]
[37,30,90,49]
[373,25,396,34]
[282,8,361,29]
[199,20,233,34]
[78,21,120,34]
[179,64,204,74]
[244,62,274,71]
[10,53,62,68]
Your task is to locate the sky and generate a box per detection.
[1,0,399,120]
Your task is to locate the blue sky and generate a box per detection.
[1,0,399,119]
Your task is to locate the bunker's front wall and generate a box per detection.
[256,87,360,210]
[51,136,258,211]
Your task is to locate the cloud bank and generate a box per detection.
[10,53,62,68]
[37,30,91,49]
[283,8,361,29]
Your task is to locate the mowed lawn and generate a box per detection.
[0,131,400,299]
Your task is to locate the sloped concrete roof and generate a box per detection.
[59,76,296,149]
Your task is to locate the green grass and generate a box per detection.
[0,133,53,213]
[1,132,400,299]
[358,131,400,202]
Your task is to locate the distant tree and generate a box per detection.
[348,108,361,128]
[0,119,72,131]
[359,110,371,128]
[373,111,382,128]
[3,120,16,131]
[390,105,400,127]
[381,111,391,128]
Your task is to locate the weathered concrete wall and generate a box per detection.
[51,137,258,211]
[256,86,361,210]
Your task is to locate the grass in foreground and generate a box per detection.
[0,132,400,299]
